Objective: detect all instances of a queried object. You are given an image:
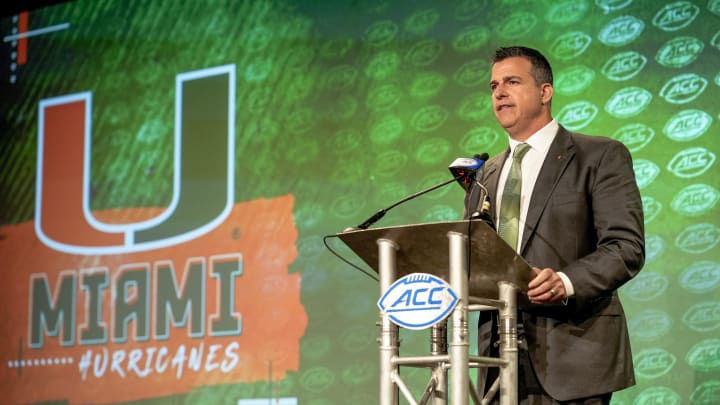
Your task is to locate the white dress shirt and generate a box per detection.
[495,119,575,297]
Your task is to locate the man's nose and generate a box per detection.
[493,86,506,98]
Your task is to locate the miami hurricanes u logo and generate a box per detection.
[35,65,236,254]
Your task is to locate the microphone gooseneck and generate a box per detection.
[355,176,458,230]
[351,153,489,230]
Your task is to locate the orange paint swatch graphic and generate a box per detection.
[0,194,307,404]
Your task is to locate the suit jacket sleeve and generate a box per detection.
[573,139,643,298]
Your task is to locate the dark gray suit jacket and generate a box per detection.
[468,126,645,400]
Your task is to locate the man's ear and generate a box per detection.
[541,83,553,104]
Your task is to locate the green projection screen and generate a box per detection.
[0,0,718,404]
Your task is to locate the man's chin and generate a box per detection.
[497,121,525,139]
[494,117,515,131]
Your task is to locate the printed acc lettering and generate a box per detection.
[667,147,716,178]
[663,109,712,142]
[324,65,358,91]
[691,381,720,405]
[406,39,443,67]
[367,84,402,112]
[555,65,595,95]
[461,127,500,152]
[671,184,720,217]
[412,105,449,132]
[641,196,662,224]
[497,11,537,39]
[604,86,652,118]
[634,386,681,404]
[458,93,493,121]
[612,123,654,152]
[655,36,704,68]
[632,159,660,189]
[404,9,440,35]
[598,15,644,46]
[594,0,633,12]
[557,101,598,130]
[453,25,489,52]
[629,309,672,340]
[551,31,592,60]
[686,339,720,372]
[411,71,447,98]
[675,223,720,254]
[644,234,666,263]
[365,20,398,47]
[634,348,677,379]
[545,0,589,25]
[378,273,458,330]
[652,1,700,31]
[624,272,668,301]
[679,261,720,294]
[454,58,490,87]
[660,73,708,104]
[682,302,720,332]
[601,51,647,81]
[710,0,720,16]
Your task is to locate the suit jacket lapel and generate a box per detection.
[520,127,576,255]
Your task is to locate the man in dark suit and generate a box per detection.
[467,46,645,404]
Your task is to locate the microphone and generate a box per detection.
[469,191,495,229]
[448,153,489,191]
[350,153,489,230]
[463,155,495,229]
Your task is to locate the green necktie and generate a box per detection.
[498,143,530,251]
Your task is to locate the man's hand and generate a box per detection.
[528,267,565,304]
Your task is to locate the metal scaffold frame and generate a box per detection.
[338,220,532,405]
[377,234,518,405]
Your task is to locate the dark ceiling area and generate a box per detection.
[1,0,70,18]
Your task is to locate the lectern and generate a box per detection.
[338,220,532,405]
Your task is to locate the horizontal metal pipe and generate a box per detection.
[468,297,505,308]
[393,355,449,365]
[468,355,508,367]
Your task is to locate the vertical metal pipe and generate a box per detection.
[497,282,518,405]
[448,231,469,405]
[430,321,448,404]
[378,238,399,405]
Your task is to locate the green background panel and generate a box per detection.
[1,0,719,404]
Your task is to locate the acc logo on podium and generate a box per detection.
[378,273,458,330]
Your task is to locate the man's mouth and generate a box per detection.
[496,104,513,111]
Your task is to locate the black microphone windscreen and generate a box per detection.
[475,152,489,161]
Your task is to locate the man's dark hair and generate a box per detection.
[492,46,553,86]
